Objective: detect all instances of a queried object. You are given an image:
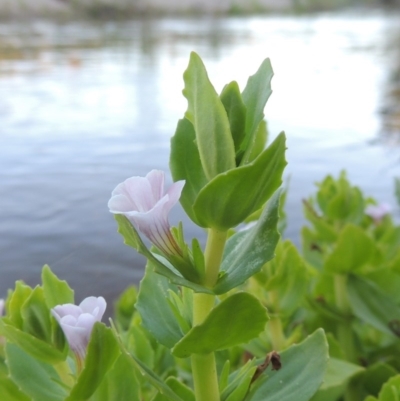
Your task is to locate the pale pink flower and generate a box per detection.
[365,203,391,223]
[51,297,106,364]
[108,170,185,256]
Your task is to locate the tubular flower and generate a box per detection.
[365,202,391,223]
[51,297,106,364]
[0,299,4,316]
[108,170,185,256]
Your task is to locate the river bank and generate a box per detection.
[0,0,397,19]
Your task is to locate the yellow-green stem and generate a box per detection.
[191,228,228,401]
[334,274,356,363]
[268,317,286,351]
[54,360,74,387]
[267,290,286,350]
[334,274,362,401]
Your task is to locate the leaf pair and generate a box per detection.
[170,52,286,230]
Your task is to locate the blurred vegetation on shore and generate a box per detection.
[0,0,399,21]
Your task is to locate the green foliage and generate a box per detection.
[183,51,236,180]
[65,323,121,401]
[245,329,329,401]
[192,132,286,229]
[8,53,396,401]
[172,293,268,358]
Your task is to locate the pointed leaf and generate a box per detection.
[170,118,208,225]
[240,58,273,165]
[347,275,400,337]
[183,51,235,180]
[65,323,120,401]
[245,329,328,401]
[90,354,141,401]
[6,343,67,401]
[220,81,247,153]
[193,132,287,230]
[136,265,184,349]
[41,265,74,309]
[214,190,281,294]
[0,321,66,364]
[172,293,268,357]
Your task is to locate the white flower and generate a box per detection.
[365,203,391,223]
[51,296,106,362]
[108,170,185,256]
[0,299,4,316]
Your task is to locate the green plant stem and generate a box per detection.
[268,290,286,350]
[269,316,286,351]
[334,274,356,363]
[54,360,74,387]
[334,274,361,401]
[191,228,227,401]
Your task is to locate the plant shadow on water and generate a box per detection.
[0,11,400,313]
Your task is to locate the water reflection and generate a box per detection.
[1,12,400,309]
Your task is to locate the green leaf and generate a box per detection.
[221,360,257,401]
[378,375,400,401]
[347,275,400,337]
[6,343,67,401]
[41,265,74,308]
[7,281,33,329]
[0,375,31,401]
[183,51,236,180]
[114,286,137,331]
[310,358,364,401]
[193,132,287,230]
[240,58,274,165]
[245,329,329,401]
[172,293,268,358]
[264,240,310,315]
[114,215,212,293]
[65,323,121,401]
[136,265,184,349]
[325,224,375,274]
[214,189,281,294]
[170,118,208,225]
[152,377,195,401]
[0,320,66,364]
[247,120,268,163]
[220,81,247,154]
[362,362,398,397]
[118,348,184,401]
[90,354,140,401]
[21,286,51,342]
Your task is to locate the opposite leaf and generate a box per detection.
[214,189,281,294]
[172,292,268,358]
[240,58,274,165]
[183,51,236,180]
[170,118,208,225]
[193,132,287,230]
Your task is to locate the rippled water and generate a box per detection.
[1,11,400,308]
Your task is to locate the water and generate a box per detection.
[1,11,400,310]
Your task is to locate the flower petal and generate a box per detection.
[79,296,106,321]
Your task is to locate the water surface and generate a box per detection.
[1,11,400,308]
